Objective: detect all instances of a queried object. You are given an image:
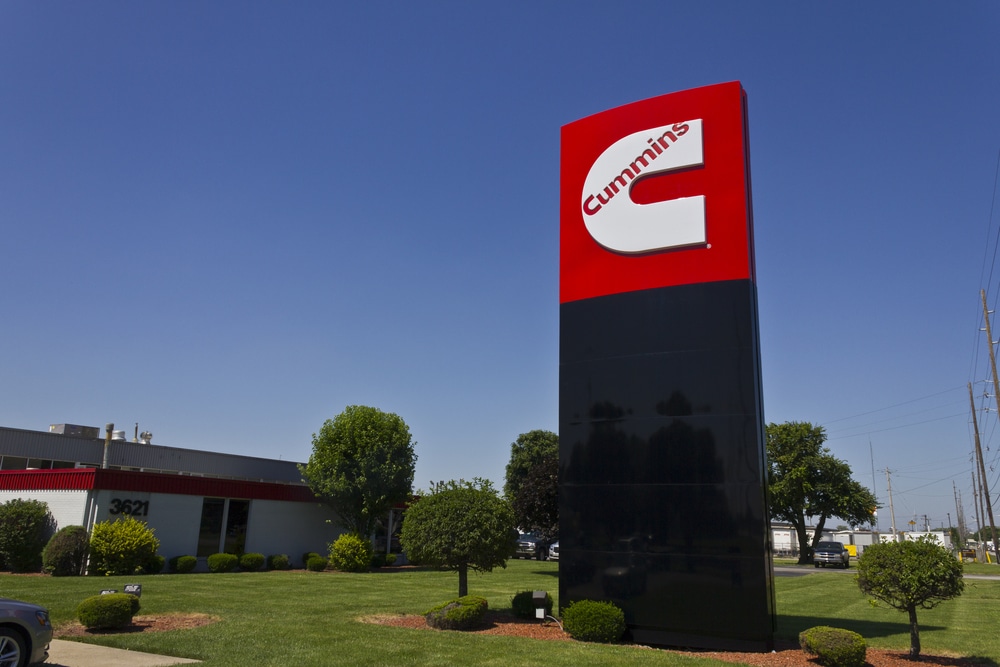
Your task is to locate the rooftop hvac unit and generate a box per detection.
[49,424,101,439]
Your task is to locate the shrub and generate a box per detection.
[511,590,554,619]
[77,593,140,630]
[89,516,160,576]
[207,553,239,573]
[0,499,56,573]
[169,555,198,574]
[562,599,626,643]
[425,596,488,630]
[306,555,328,572]
[143,554,165,574]
[799,626,867,667]
[302,551,320,565]
[329,533,373,573]
[42,525,89,576]
[240,552,265,572]
[370,552,399,567]
[267,554,290,570]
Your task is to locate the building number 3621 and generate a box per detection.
[109,498,150,516]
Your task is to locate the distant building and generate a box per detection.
[770,522,882,558]
[0,424,340,568]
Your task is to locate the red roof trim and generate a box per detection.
[0,468,315,502]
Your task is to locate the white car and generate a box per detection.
[0,597,52,667]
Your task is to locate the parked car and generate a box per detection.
[813,541,850,568]
[0,597,52,667]
[515,533,549,560]
[548,540,559,561]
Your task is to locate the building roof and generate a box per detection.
[0,425,304,484]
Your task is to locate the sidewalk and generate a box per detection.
[46,639,200,667]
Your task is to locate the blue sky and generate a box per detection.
[2,2,999,533]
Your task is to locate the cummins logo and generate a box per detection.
[582,119,704,254]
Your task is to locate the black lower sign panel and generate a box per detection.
[559,279,774,651]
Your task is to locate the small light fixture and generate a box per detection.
[532,590,547,620]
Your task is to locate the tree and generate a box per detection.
[400,478,516,597]
[510,452,558,542]
[856,538,964,657]
[767,422,877,564]
[300,405,417,538]
[0,498,55,572]
[504,430,558,534]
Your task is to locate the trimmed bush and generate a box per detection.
[562,599,626,643]
[77,593,140,630]
[42,525,89,576]
[302,552,320,565]
[240,552,265,572]
[425,596,488,630]
[0,498,56,573]
[511,590,554,619]
[306,555,328,572]
[329,533,373,573]
[267,554,290,571]
[168,555,198,574]
[800,626,867,667]
[370,552,398,567]
[207,552,239,573]
[89,516,160,576]
[143,554,165,574]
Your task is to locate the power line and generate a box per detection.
[824,399,967,435]
[821,386,966,426]
[825,412,967,440]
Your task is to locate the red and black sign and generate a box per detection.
[560,81,753,303]
[558,82,773,652]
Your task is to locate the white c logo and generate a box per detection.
[582,119,704,254]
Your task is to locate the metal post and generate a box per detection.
[101,423,113,470]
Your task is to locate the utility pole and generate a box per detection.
[969,381,987,541]
[885,467,898,539]
[978,290,1000,560]
[972,469,983,540]
[869,438,879,531]
[956,480,968,545]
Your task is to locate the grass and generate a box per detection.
[775,556,1000,577]
[2,560,999,666]
[959,561,1000,576]
[776,570,1000,661]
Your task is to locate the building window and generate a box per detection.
[197,498,251,557]
[224,500,250,554]
[0,456,27,470]
[197,498,226,557]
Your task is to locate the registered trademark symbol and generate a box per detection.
[706,243,712,249]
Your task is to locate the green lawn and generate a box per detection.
[2,561,998,666]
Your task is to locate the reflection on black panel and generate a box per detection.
[559,279,773,652]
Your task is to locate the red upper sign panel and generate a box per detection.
[560,81,754,304]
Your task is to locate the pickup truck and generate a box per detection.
[813,541,850,568]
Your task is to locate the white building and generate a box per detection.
[0,425,341,567]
